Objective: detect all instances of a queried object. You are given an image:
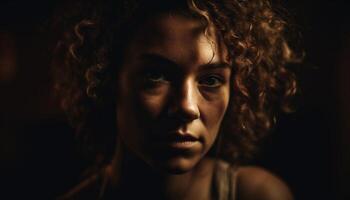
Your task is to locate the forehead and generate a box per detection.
[125,13,229,68]
[133,14,211,49]
[145,13,206,40]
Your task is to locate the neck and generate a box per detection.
[106,143,215,200]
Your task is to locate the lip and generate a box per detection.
[155,132,200,149]
[167,140,199,149]
[166,132,199,141]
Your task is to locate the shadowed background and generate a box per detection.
[0,0,349,199]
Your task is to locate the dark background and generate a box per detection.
[0,0,349,199]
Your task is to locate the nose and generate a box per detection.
[168,79,200,122]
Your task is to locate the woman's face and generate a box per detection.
[116,13,231,174]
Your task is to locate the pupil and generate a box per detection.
[206,77,217,85]
[147,72,163,81]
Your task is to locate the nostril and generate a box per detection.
[181,109,200,122]
[167,103,200,122]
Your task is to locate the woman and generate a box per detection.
[53,0,299,199]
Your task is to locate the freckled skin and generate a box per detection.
[116,14,231,174]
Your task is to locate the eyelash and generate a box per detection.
[198,75,225,88]
[144,71,169,83]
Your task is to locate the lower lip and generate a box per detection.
[167,140,199,149]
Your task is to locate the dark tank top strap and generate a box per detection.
[212,160,238,200]
[228,164,238,200]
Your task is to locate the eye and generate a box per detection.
[144,71,169,85]
[144,71,168,83]
[198,75,224,88]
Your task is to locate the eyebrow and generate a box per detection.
[139,53,231,70]
[199,61,231,71]
[139,53,178,68]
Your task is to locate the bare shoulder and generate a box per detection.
[236,166,293,200]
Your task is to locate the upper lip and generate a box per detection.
[159,131,199,142]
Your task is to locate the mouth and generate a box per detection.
[156,132,200,149]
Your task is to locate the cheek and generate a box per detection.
[137,89,169,119]
[119,86,171,138]
[201,88,230,134]
[117,87,171,156]
[118,69,169,121]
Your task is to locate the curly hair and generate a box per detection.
[52,0,300,166]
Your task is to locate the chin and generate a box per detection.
[157,156,201,174]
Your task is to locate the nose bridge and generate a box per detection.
[170,78,200,121]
